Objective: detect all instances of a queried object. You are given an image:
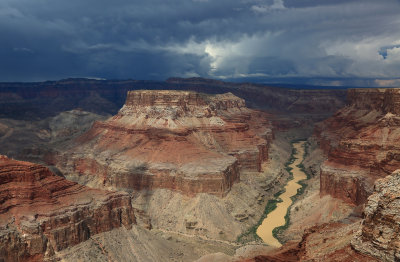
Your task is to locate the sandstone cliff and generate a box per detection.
[0,155,135,262]
[58,90,272,197]
[352,170,400,261]
[315,88,400,205]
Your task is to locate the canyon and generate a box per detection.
[0,155,134,262]
[0,77,346,120]
[316,88,400,205]
[233,88,400,261]
[0,78,399,261]
[256,141,307,247]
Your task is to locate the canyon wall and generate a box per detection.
[58,90,273,197]
[315,88,400,205]
[0,155,135,262]
[347,88,400,114]
[352,170,400,262]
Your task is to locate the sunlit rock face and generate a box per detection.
[315,88,400,205]
[0,155,135,262]
[58,90,273,197]
[352,170,400,262]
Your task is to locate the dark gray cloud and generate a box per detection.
[0,0,400,85]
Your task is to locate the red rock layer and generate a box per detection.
[296,222,377,262]
[240,242,300,262]
[58,90,272,197]
[0,155,135,262]
[314,88,400,205]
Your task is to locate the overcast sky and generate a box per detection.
[1,0,400,86]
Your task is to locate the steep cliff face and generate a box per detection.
[0,155,135,262]
[352,170,400,262]
[315,88,400,205]
[58,90,272,197]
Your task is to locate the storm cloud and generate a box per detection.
[0,0,400,85]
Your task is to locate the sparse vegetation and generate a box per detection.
[237,140,310,244]
[237,189,284,243]
[273,140,311,243]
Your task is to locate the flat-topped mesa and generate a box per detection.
[315,88,400,205]
[57,90,272,197]
[124,90,245,110]
[131,90,247,108]
[117,90,248,129]
[0,156,135,262]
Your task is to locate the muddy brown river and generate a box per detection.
[256,141,307,247]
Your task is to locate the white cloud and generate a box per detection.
[251,0,286,13]
[386,47,400,62]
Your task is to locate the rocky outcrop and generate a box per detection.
[315,88,400,205]
[58,90,272,197]
[352,170,400,261]
[295,222,377,262]
[0,155,135,262]
[319,163,373,205]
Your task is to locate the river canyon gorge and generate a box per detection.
[0,78,399,261]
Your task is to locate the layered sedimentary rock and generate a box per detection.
[315,88,400,205]
[0,155,135,262]
[58,90,272,197]
[352,170,400,261]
